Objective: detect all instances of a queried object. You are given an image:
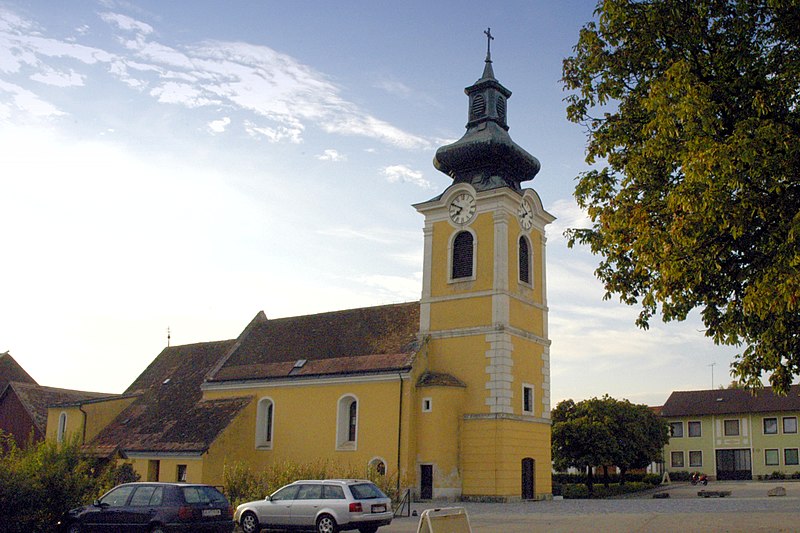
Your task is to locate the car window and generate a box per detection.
[271,485,300,502]
[130,486,156,506]
[349,483,386,500]
[296,484,322,500]
[182,486,227,504]
[101,485,136,508]
[323,485,345,499]
[150,486,164,506]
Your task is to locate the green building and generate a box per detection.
[661,386,800,480]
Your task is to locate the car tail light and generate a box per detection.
[349,502,363,513]
[178,505,193,520]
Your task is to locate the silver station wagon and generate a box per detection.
[234,479,393,533]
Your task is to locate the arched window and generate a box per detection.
[57,412,67,443]
[369,458,387,476]
[519,235,531,284]
[255,398,274,448]
[337,395,358,449]
[451,231,474,280]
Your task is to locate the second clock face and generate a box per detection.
[518,199,534,229]
[449,193,476,224]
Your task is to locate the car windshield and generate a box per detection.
[349,483,386,500]
[182,486,227,504]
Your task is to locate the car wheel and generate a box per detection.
[240,511,261,533]
[67,523,82,533]
[316,514,339,533]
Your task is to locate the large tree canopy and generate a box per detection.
[552,396,669,492]
[563,0,800,391]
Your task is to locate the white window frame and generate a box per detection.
[255,397,274,449]
[447,229,477,283]
[765,448,779,466]
[670,451,684,468]
[670,421,683,438]
[689,450,703,468]
[763,417,778,435]
[336,394,358,450]
[522,384,534,415]
[422,397,432,413]
[783,417,797,434]
[57,411,67,443]
[688,420,702,437]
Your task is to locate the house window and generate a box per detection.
[422,398,432,412]
[518,236,531,284]
[451,231,474,280]
[336,395,358,449]
[783,417,797,434]
[688,421,701,437]
[669,422,683,438]
[522,385,534,415]
[764,417,778,435]
[255,398,274,448]
[671,451,684,468]
[765,449,779,466]
[689,451,703,467]
[57,412,67,443]
[785,448,799,466]
[176,464,187,483]
[724,419,740,436]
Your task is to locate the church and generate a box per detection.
[46,43,555,501]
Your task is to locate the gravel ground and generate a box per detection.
[380,481,800,533]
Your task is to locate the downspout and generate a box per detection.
[397,372,403,496]
[79,403,88,445]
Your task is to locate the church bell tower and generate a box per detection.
[413,30,554,500]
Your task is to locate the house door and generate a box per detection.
[420,465,433,500]
[716,449,752,480]
[521,458,535,499]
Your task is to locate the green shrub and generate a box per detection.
[222,459,404,508]
[0,432,137,533]
[668,470,691,482]
[770,471,786,480]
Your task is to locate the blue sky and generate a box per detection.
[0,1,739,406]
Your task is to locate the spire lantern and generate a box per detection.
[433,29,540,192]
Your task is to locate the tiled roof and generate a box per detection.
[0,351,37,389]
[661,385,800,417]
[416,371,467,388]
[7,382,112,434]
[91,340,251,454]
[209,302,420,382]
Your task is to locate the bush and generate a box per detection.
[556,481,654,499]
[222,459,405,508]
[0,432,138,533]
[770,471,786,480]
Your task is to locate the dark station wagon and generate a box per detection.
[58,482,235,533]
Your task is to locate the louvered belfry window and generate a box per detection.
[496,96,506,120]
[452,231,474,279]
[519,236,530,284]
[471,94,486,120]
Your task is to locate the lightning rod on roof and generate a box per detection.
[167,327,171,347]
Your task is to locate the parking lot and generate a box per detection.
[380,481,800,532]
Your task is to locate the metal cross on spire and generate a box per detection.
[484,27,494,62]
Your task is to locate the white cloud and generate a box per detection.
[316,148,346,162]
[0,79,64,119]
[208,117,230,133]
[382,164,433,189]
[30,66,84,87]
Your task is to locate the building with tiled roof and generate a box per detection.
[47,48,555,501]
[0,352,113,448]
[662,386,800,480]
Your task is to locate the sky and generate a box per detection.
[0,0,742,406]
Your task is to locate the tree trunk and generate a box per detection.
[602,465,610,488]
[619,467,627,485]
[586,465,594,496]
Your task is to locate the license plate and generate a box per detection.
[202,509,221,517]
[371,504,386,513]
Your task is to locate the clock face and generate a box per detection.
[449,193,476,224]
[518,199,534,230]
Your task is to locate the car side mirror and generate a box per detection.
[93,500,102,507]
[264,495,271,501]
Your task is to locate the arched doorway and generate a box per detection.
[521,458,535,499]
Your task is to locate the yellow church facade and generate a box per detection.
[47,50,554,501]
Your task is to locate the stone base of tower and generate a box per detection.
[460,414,552,501]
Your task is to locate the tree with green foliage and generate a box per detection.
[0,431,139,532]
[562,0,800,392]
[552,396,669,495]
